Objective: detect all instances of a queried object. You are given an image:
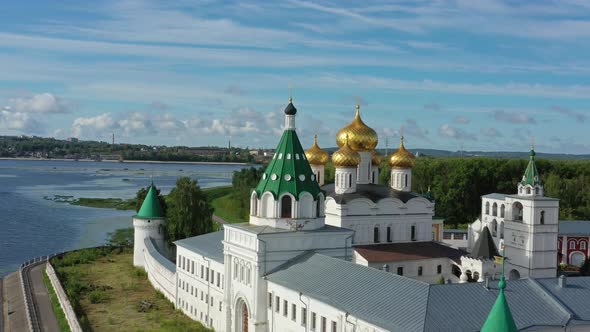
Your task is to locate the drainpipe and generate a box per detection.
[345,312,357,332]
[299,292,309,332]
[203,255,211,328]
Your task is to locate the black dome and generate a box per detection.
[284,102,297,115]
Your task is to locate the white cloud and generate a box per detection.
[72,113,115,138]
[480,127,503,137]
[439,124,477,140]
[493,110,536,124]
[0,110,42,133]
[454,116,470,124]
[8,93,68,113]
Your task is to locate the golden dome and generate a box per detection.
[332,136,361,167]
[371,150,382,166]
[336,104,378,152]
[305,134,329,165]
[388,136,416,168]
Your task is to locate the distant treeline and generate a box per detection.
[0,136,253,163]
[378,157,590,226]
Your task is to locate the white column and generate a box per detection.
[356,151,372,184]
[285,115,296,130]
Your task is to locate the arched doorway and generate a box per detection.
[509,269,520,280]
[570,252,585,267]
[281,195,292,218]
[236,299,249,332]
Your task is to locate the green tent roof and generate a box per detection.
[520,149,541,186]
[254,128,321,200]
[481,277,518,332]
[136,184,165,219]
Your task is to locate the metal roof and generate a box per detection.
[558,220,590,235]
[323,183,429,204]
[266,252,430,332]
[537,277,590,321]
[425,279,570,332]
[174,230,225,263]
[469,226,499,260]
[481,193,508,200]
[354,241,464,263]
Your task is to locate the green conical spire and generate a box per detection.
[481,276,518,332]
[136,183,165,219]
[520,148,541,186]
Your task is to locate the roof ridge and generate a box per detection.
[528,278,574,322]
[263,250,316,277]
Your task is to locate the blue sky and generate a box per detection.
[0,0,589,153]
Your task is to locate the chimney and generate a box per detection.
[485,276,490,289]
[382,264,389,272]
[558,275,567,288]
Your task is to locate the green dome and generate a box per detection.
[481,277,518,332]
[136,184,165,219]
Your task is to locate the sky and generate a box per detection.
[0,0,589,154]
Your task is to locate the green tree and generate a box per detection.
[232,167,265,219]
[135,184,168,215]
[580,257,590,275]
[166,177,214,244]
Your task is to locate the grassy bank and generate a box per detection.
[51,247,211,332]
[71,197,136,210]
[42,271,71,332]
[211,193,247,223]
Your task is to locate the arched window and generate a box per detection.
[387,226,392,242]
[492,203,498,217]
[500,204,505,218]
[526,187,531,195]
[512,202,523,221]
[581,242,587,250]
[348,173,352,187]
[540,211,545,225]
[404,174,408,187]
[411,225,416,241]
[535,187,540,195]
[492,219,497,237]
[485,202,490,215]
[374,227,380,243]
[281,195,292,218]
[316,199,321,217]
[570,241,576,250]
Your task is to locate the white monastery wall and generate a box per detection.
[143,237,176,303]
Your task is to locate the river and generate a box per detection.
[0,159,248,277]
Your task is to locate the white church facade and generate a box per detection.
[130,96,580,331]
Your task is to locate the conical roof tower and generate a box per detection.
[136,183,165,219]
[481,277,518,332]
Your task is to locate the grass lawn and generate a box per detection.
[42,271,71,332]
[71,197,136,210]
[211,193,247,223]
[51,248,211,332]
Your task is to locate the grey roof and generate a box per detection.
[469,226,499,259]
[537,277,590,321]
[228,223,352,235]
[559,220,590,235]
[322,183,431,204]
[266,252,430,332]
[174,230,225,263]
[144,237,176,273]
[482,193,508,200]
[425,279,570,332]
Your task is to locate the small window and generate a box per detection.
[437,265,442,274]
[332,321,337,332]
[397,267,404,276]
[302,308,307,326]
[210,269,214,284]
[311,312,317,330]
[348,173,352,186]
[526,187,531,194]
[283,300,288,316]
[540,211,545,225]
[201,265,204,279]
[292,304,297,321]
[275,296,280,312]
[418,266,423,276]
[374,227,380,243]
[206,267,209,282]
[411,225,416,241]
[219,301,222,312]
[321,317,327,332]
[582,242,587,250]
[268,293,273,308]
[387,226,392,242]
[570,241,576,250]
[485,201,490,215]
[217,272,221,287]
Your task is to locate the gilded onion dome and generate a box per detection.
[388,136,416,168]
[371,150,382,166]
[332,136,361,167]
[305,134,329,165]
[336,104,378,152]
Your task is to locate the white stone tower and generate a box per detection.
[504,148,559,279]
[224,97,353,332]
[133,183,166,268]
[305,134,329,186]
[388,136,416,192]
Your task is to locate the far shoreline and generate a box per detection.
[0,157,251,166]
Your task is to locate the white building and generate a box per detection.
[132,98,571,331]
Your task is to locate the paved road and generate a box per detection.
[3,272,27,332]
[28,263,59,332]
[213,214,228,225]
